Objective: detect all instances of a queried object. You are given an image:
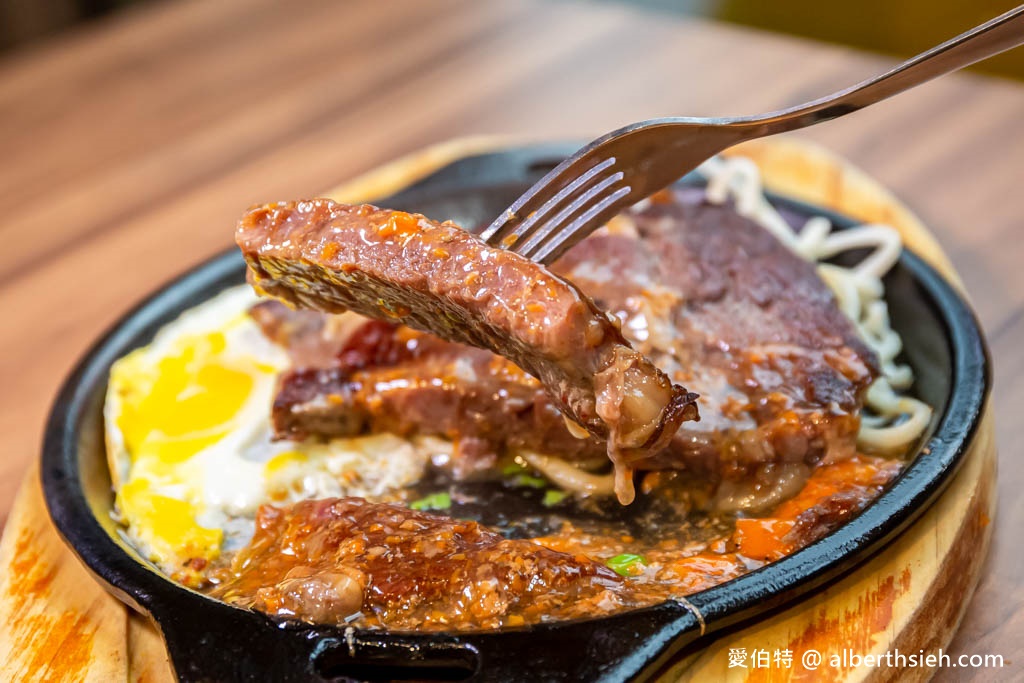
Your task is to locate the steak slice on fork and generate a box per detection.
[236,199,699,503]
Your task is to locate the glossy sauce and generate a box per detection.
[204,455,901,630]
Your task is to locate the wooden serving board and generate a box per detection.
[0,137,996,682]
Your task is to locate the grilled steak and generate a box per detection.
[209,498,629,630]
[248,188,878,512]
[237,200,699,503]
[552,188,879,510]
[256,306,604,475]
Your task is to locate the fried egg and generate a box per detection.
[105,286,428,585]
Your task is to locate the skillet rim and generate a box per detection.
[40,143,991,682]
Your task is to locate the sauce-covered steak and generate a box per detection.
[248,188,878,512]
[208,498,628,630]
[205,458,901,631]
[237,200,698,503]
[260,309,603,476]
[555,188,879,510]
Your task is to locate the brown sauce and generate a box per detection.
[202,455,900,631]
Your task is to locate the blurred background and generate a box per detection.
[4,0,1023,80]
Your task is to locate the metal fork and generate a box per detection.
[480,5,1024,265]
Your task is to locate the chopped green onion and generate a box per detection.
[606,553,647,577]
[502,460,546,488]
[542,489,568,507]
[409,492,452,511]
[512,473,547,489]
[501,462,527,476]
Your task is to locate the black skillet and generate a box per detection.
[42,142,990,682]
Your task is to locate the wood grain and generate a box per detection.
[0,0,1019,678]
[0,467,131,681]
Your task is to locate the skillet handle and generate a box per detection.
[151,594,481,683]
[150,595,329,683]
[310,606,702,683]
[466,610,702,683]
[151,594,701,682]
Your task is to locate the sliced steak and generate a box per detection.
[266,317,604,476]
[552,188,879,510]
[209,497,628,630]
[249,300,366,368]
[237,200,698,503]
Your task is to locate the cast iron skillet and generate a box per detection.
[42,143,990,682]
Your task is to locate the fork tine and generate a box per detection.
[514,168,626,258]
[479,157,617,245]
[527,184,632,265]
[490,159,622,254]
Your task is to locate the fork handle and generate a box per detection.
[746,4,1024,135]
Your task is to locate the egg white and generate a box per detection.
[105,286,429,583]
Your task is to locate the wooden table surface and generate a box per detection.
[1,0,1020,679]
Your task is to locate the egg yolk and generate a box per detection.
[111,328,270,566]
[117,331,254,465]
[265,450,309,475]
[117,479,222,564]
